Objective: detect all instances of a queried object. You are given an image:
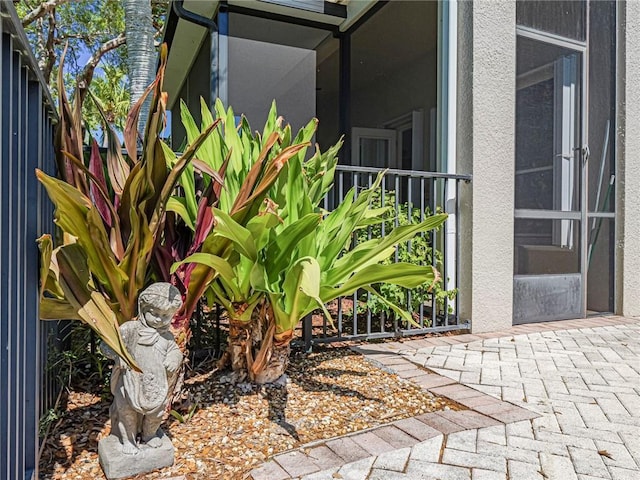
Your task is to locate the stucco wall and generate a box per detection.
[458,1,516,333]
[619,2,640,317]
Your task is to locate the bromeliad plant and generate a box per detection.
[173,102,448,383]
[165,98,313,350]
[37,45,221,369]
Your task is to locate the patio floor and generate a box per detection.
[251,316,640,480]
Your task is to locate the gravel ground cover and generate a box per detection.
[40,347,458,479]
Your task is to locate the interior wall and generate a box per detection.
[171,33,211,149]
[227,37,316,133]
[316,40,340,150]
[348,0,438,170]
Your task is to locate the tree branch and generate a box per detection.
[76,33,126,104]
[55,31,119,43]
[43,11,57,84]
[21,0,71,27]
[35,17,46,72]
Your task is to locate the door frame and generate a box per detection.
[513,25,589,323]
[351,127,398,169]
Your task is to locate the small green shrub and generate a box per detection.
[355,190,457,323]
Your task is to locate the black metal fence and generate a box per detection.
[0,2,58,479]
[301,165,471,346]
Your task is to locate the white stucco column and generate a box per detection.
[618,2,640,317]
[457,1,516,333]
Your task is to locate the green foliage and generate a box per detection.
[355,191,458,321]
[38,46,220,369]
[16,1,126,83]
[173,101,448,380]
[39,408,61,438]
[16,1,168,136]
[83,65,130,135]
[170,403,198,424]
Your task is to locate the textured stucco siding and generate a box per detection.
[458,1,515,333]
[619,2,640,316]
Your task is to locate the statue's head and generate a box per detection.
[137,283,183,330]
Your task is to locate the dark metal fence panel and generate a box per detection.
[304,166,471,345]
[0,2,57,479]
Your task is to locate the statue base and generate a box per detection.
[98,431,175,479]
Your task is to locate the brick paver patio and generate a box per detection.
[251,316,640,480]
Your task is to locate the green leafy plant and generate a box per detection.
[355,190,458,322]
[163,98,310,352]
[37,45,221,370]
[39,408,61,439]
[169,402,198,424]
[174,102,449,383]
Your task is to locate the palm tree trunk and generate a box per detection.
[124,0,156,132]
[253,341,290,384]
[221,302,293,384]
[228,320,251,376]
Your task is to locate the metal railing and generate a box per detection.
[0,2,58,479]
[301,165,471,347]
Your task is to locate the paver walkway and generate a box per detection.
[251,316,640,480]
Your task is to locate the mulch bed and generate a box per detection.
[39,347,458,479]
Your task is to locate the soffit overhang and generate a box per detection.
[163,0,376,110]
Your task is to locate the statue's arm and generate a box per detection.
[163,341,183,373]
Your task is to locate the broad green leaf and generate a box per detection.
[54,244,139,371]
[261,100,278,141]
[171,253,235,285]
[279,257,319,332]
[180,99,200,147]
[362,286,416,327]
[198,97,224,174]
[236,255,256,297]
[211,207,257,261]
[250,262,270,293]
[320,263,436,302]
[246,213,280,252]
[162,142,197,223]
[37,235,53,300]
[295,257,334,327]
[325,214,448,285]
[39,298,82,321]
[324,242,396,284]
[265,213,321,278]
[166,197,195,230]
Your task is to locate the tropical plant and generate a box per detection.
[355,190,458,321]
[82,64,130,137]
[37,45,220,370]
[165,99,314,349]
[173,102,449,383]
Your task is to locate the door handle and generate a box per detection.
[579,145,590,164]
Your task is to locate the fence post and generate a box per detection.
[302,314,313,353]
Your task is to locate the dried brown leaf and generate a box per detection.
[598,449,614,459]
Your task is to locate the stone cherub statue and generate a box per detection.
[98,283,183,478]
